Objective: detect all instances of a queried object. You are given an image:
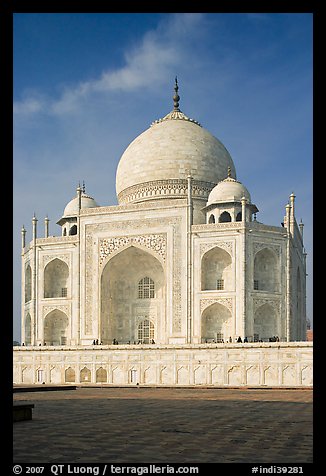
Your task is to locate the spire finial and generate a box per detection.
[227,166,232,178]
[82,180,85,193]
[173,76,180,111]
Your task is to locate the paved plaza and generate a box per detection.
[13,387,313,464]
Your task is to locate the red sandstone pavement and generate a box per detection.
[13,387,313,464]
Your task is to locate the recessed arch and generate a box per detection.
[254,303,278,341]
[80,367,91,383]
[208,214,215,224]
[44,258,69,298]
[44,309,69,346]
[100,245,165,345]
[65,367,75,383]
[25,264,32,302]
[69,224,77,235]
[96,367,107,383]
[25,313,32,345]
[219,211,231,223]
[254,248,279,292]
[201,302,232,342]
[201,246,232,291]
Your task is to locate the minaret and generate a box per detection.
[44,216,49,238]
[299,219,304,239]
[32,213,38,240]
[77,182,83,212]
[241,196,247,223]
[21,225,26,251]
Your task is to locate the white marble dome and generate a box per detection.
[207,175,251,206]
[116,108,236,205]
[63,192,99,217]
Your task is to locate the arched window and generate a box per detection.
[219,211,231,223]
[96,367,107,383]
[138,277,155,299]
[69,225,77,235]
[65,367,75,383]
[201,246,232,291]
[25,265,32,302]
[138,319,154,344]
[80,367,91,383]
[44,258,69,298]
[254,248,279,293]
[236,212,242,221]
[25,313,32,345]
[208,214,215,224]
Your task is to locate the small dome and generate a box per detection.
[207,174,251,206]
[63,192,99,217]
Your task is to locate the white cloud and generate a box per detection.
[14,13,205,117]
[13,96,45,115]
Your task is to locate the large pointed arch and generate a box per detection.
[254,303,278,341]
[44,258,69,298]
[25,313,32,345]
[100,245,165,344]
[44,309,69,346]
[201,246,232,291]
[25,264,32,302]
[201,302,232,342]
[254,248,279,292]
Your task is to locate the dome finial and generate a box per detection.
[173,76,180,111]
[227,166,232,178]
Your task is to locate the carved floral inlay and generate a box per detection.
[200,241,233,257]
[200,298,233,313]
[99,234,166,266]
[253,298,281,313]
[42,305,70,318]
[42,254,70,267]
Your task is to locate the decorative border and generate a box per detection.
[42,254,70,267]
[200,241,233,257]
[200,297,233,314]
[253,242,281,258]
[117,179,216,205]
[253,298,281,313]
[99,234,167,266]
[42,304,71,318]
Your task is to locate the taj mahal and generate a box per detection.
[13,80,312,387]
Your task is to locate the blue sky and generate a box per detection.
[13,12,313,342]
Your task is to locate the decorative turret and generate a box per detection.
[203,169,258,223]
[57,183,99,235]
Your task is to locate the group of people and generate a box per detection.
[92,339,102,345]
[268,336,280,342]
[204,335,280,344]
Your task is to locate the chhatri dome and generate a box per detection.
[207,167,251,206]
[116,78,236,205]
[57,183,99,226]
[63,189,98,217]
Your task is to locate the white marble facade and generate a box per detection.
[17,81,309,386]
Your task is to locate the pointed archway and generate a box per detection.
[201,302,232,343]
[44,309,69,346]
[100,246,165,344]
